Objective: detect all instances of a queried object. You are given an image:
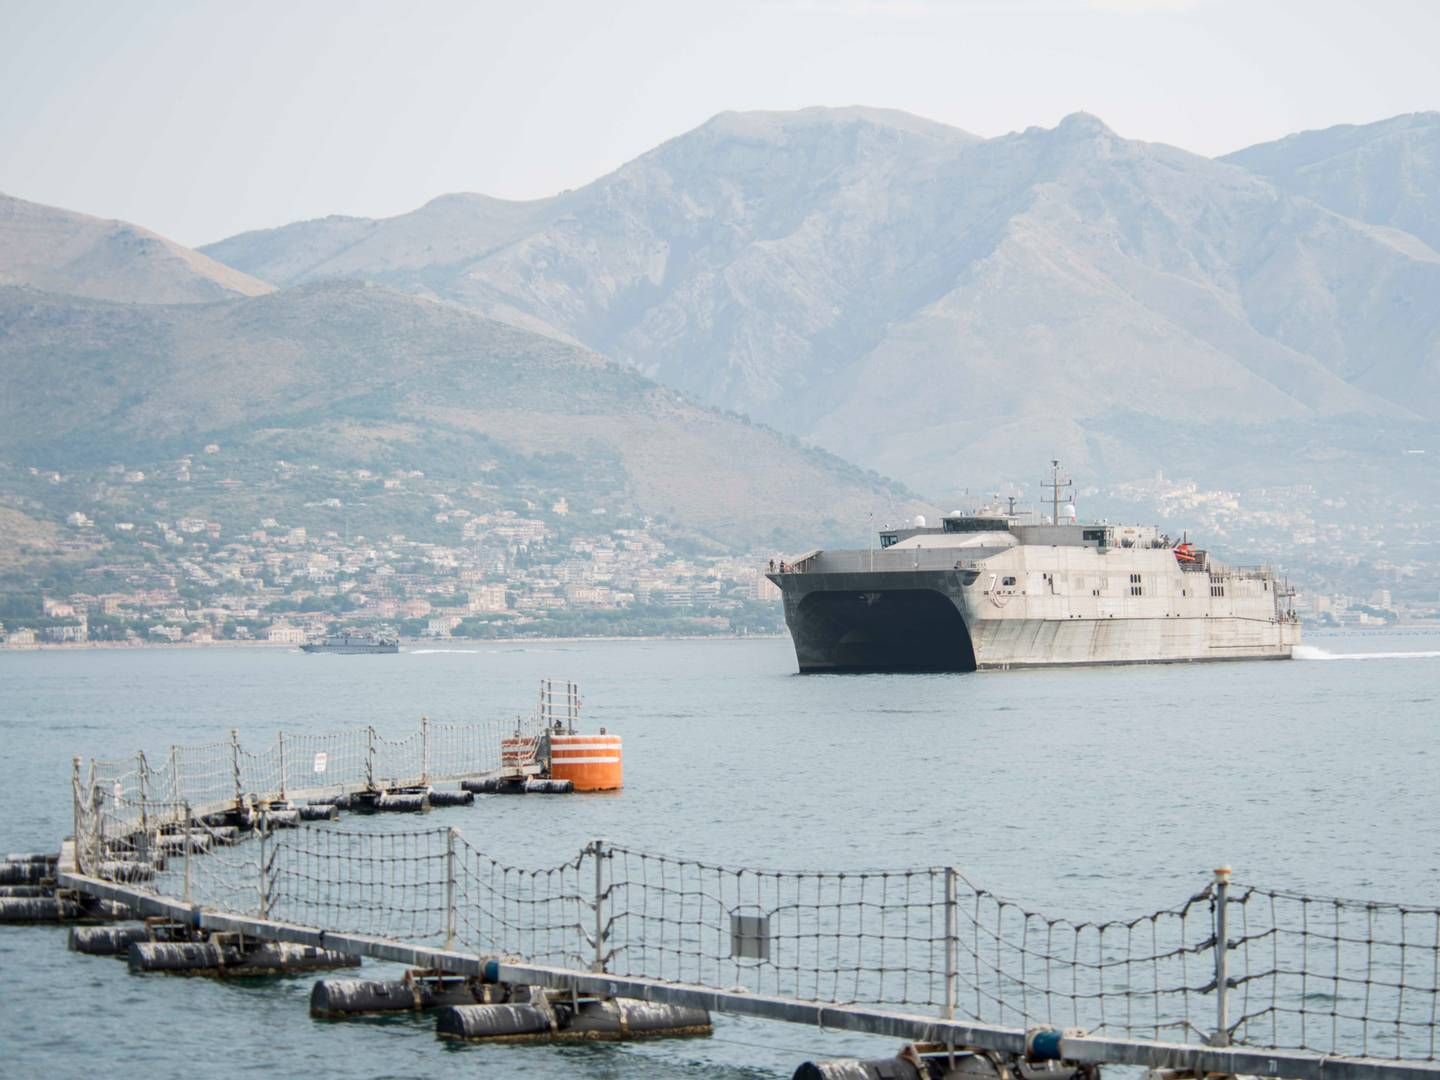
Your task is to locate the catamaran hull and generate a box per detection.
[771,570,1297,673]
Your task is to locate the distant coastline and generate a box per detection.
[0,633,790,653]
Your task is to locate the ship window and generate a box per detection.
[1130,585,1143,596]
[879,534,898,549]
[1001,576,1017,587]
[1129,573,1141,583]
[1211,584,1225,597]
[1083,529,1106,544]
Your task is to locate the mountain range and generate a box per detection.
[200,107,1440,494]
[2,106,1438,559]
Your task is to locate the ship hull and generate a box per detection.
[299,644,399,654]
[771,568,1297,673]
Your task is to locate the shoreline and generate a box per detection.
[0,632,790,653]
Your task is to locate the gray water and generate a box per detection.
[2,633,1438,1078]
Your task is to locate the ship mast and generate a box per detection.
[1044,459,1072,525]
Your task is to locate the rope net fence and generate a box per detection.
[67,798,1440,1064]
[67,694,1438,1066]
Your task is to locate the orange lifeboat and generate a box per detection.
[1174,542,1197,563]
[548,730,623,791]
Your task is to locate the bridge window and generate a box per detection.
[1129,573,1143,597]
[1001,576,1017,587]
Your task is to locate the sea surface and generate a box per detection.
[1,632,1438,1079]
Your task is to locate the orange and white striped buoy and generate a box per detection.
[548,730,623,791]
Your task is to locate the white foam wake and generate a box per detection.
[1294,644,1440,661]
[407,648,482,655]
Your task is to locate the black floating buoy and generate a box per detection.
[374,792,429,813]
[298,804,339,822]
[156,832,211,855]
[436,1002,554,1041]
[5,852,58,865]
[523,778,574,795]
[129,940,359,976]
[70,923,151,955]
[0,897,84,923]
[436,997,712,1043]
[311,976,484,1018]
[261,810,302,830]
[0,884,48,898]
[560,998,712,1039]
[129,941,227,973]
[312,977,426,1017]
[95,861,156,883]
[792,1059,927,1080]
[460,777,508,794]
[0,862,50,885]
[426,789,474,807]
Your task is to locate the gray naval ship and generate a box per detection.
[767,463,1300,673]
[300,630,399,654]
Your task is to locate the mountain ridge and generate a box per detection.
[0,191,274,304]
[199,107,1440,492]
[0,280,921,549]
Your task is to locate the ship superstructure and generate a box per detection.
[767,464,1299,673]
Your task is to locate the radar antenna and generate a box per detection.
[1044,459,1072,525]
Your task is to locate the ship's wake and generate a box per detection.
[1294,645,1440,661]
[407,648,482,655]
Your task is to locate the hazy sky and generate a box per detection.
[3,0,1437,246]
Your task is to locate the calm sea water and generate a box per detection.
[2,633,1438,1079]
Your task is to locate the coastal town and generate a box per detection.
[2,454,1437,648]
[0,452,785,647]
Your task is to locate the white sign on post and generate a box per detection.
[312,751,328,774]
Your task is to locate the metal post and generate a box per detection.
[136,751,150,862]
[944,866,958,1020]
[365,725,375,791]
[230,728,243,808]
[182,801,192,905]
[444,826,457,950]
[421,715,431,787]
[71,756,84,874]
[169,744,180,806]
[1212,865,1232,1046]
[277,731,287,802]
[258,810,270,920]
[592,838,606,972]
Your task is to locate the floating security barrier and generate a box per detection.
[298,804,340,822]
[309,975,485,1018]
[70,923,152,955]
[94,861,156,884]
[548,731,623,791]
[436,996,712,1043]
[0,897,84,923]
[6,852,58,865]
[129,939,360,977]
